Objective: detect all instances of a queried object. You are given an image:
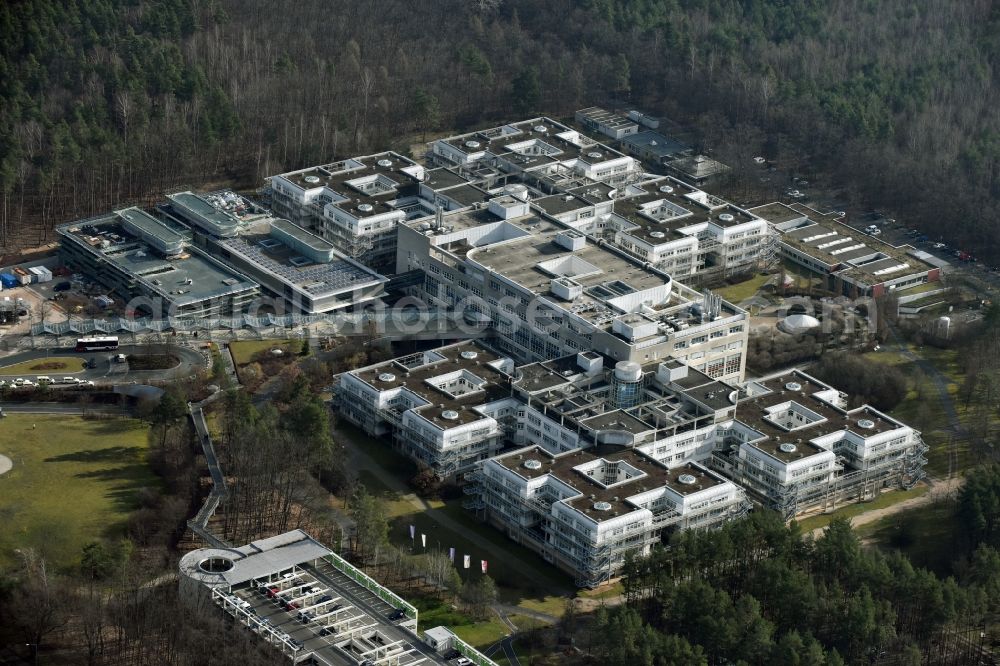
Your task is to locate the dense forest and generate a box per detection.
[585,467,1000,665]
[1,0,999,260]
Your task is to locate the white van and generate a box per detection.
[62,376,75,384]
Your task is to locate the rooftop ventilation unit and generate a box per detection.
[357,203,374,213]
[678,473,697,485]
[779,443,798,453]
[533,125,548,133]
[659,185,674,194]
[587,151,603,159]
[523,459,542,470]
[303,175,320,184]
[441,410,460,421]
[376,159,393,168]
[460,350,479,360]
[857,419,876,429]
[465,140,481,149]
[649,231,666,239]
[719,213,735,223]
[593,501,613,511]
[288,256,311,267]
[378,372,396,382]
[785,382,802,391]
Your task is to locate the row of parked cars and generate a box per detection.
[0,376,94,388]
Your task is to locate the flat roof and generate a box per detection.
[275,152,423,218]
[117,207,186,246]
[621,130,689,158]
[494,446,728,522]
[167,191,241,236]
[611,178,758,244]
[61,215,257,305]
[271,218,337,253]
[735,370,906,456]
[351,342,513,428]
[219,225,385,298]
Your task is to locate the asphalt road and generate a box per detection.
[0,344,206,385]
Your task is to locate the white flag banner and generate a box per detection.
[481,560,488,574]
[463,554,471,569]
[421,533,426,548]
[409,525,415,541]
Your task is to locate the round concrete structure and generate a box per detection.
[0,454,11,476]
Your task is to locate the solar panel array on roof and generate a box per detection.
[222,236,378,295]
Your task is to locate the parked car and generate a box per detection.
[388,608,407,621]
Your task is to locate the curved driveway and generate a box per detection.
[0,344,206,384]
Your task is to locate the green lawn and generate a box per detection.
[0,415,156,570]
[866,346,973,477]
[228,339,300,365]
[860,498,958,576]
[0,355,89,376]
[713,273,773,303]
[794,485,929,533]
[451,616,510,649]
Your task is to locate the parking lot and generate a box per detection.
[213,562,449,666]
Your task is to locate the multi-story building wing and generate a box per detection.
[751,202,940,297]
[429,118,642,188]
[269,152,428,271]
[716,370,928,517]
[395,203,749,378]
[336,342,516,478]
[57,209,259,317]
[473,446,747,586]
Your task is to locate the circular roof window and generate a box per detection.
[593,501,613,511]
[533,125,548,132]
[678,473,697,485]
[303,175,320,184]
[785,382,802,391]
[465,140,481,149]
[857,419,876,429]
[378,372,396,382]
[523,459,542,470]
[649,231,666,239]
[460,350,479,360]
[377,159,393,168]
[779,443,798,453]
[198,556,235,573]
[357,203,374,213]
[587,151,603,159]
[441,410,460,421]
[659,185,674,193]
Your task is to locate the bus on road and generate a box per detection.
[75,336,119,352]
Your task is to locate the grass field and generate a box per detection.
[794,485,929,533]
[866,345,973,476]
[713,273,773,303]
[0,414,156,570]
[228,339,300,365]
[859,498,958,576]
[0,355,88,376]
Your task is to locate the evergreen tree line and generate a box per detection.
[590,465,1000,665]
